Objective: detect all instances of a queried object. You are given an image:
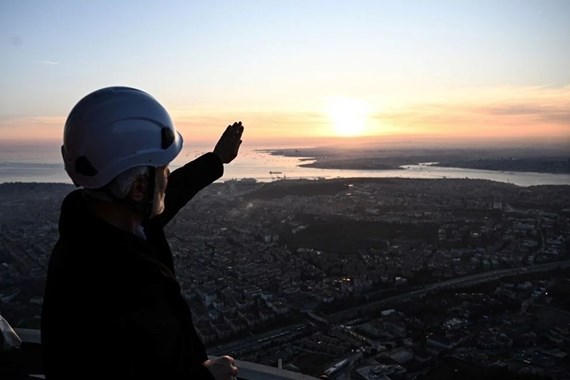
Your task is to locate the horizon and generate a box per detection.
[1,134,568,152]
[1,1,569,146]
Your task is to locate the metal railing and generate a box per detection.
[8,329,318,380]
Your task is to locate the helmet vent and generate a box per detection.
[161,127,175,149]
[75,156,98,176]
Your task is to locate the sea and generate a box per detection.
[1,144,569,187]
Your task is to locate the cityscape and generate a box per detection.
[2,1,569,379]
[1,176,568,379]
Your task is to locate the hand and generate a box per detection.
[203,356,239,380]
[213,121,244,164]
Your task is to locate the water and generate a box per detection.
[0,145,569,187]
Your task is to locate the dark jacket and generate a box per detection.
[41,153,223,379]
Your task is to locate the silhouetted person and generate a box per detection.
[41,87,243,379]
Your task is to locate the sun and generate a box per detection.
[326,97,371,137]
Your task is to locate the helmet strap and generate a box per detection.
[146,166,156,219]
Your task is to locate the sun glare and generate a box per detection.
[326,97,371,137]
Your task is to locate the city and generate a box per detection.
[0,177,569,379]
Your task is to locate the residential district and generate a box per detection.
[0,178,569,379]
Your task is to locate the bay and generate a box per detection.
[0,146,569,187]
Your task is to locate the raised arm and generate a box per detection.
[157,121,244,226]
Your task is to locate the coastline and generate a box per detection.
[263,147,570,174]
[1,146,569,187]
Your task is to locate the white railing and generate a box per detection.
[13,329,319,380]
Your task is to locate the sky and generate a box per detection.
[1,0,569,148]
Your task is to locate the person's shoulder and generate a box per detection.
[61,188,84,209]
[58,189,89,231]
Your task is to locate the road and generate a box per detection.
[328,259,570,322]
[209,259,570,354]
[209,323,305,356]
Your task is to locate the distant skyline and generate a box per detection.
[1,0,569,147]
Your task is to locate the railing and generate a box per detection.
[8,329,318,380]
[234,360,317,380]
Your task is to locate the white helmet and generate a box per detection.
[62,86,183,189]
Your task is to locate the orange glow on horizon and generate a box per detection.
[1,85,568,147]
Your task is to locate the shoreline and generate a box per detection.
[262,148,570,175]
[2,177,569,191]
[2,146,569,187]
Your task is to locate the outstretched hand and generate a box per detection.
[203,355,238,380]
[213,121,244,164]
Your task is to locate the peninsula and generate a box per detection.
[266,145,570,174]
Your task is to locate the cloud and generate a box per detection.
[0,115,64,141]
[35,60,59,65]
[170,109,329,143]
[483,104,570,125]
[2,85,567,145]
[371,85,570,140]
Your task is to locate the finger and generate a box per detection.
[235,125,244,138]
[221,125,233,138]
[225,123,239,138]
[231,126,243,140]
[223,355,236,365]
[233,123,243,135]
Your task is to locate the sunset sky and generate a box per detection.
[1,0,569,147]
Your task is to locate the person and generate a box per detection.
[41,86,243,379]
